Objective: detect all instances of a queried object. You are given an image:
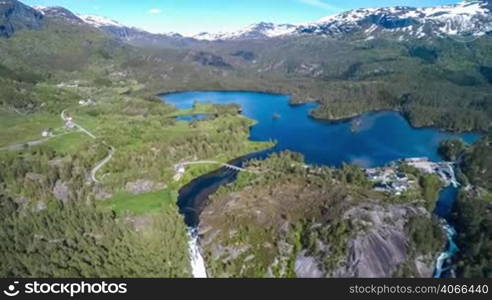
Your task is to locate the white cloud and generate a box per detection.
[299,0,337,11]
[149,8,162,14]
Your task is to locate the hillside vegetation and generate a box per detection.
[451,136,492,277]
[200,152,444,277]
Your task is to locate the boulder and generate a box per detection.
[53,180,70,203]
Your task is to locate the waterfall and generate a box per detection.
[434,222,459,278]
[446,162,459,188]
[187,228,208,278]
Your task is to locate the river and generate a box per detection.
[161,91,480,278]
[433,185,461,278]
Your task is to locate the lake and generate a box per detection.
[163,91,479,168]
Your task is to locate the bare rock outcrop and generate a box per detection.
[93,186,112,201]
[333,229,408,277]
[330,203,429,277]
[52,180,70,203]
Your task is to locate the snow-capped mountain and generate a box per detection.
[33,6,85,25]
[31,5,187,47]
[299,0,492,40]
[194,22,297,41]
[33,6,134,39]
[77,14,183,40]
[32,6,125,30]
[77,16,187,47]
[77,14,125,28]
[77,14,139,40]
[194,0,492,41]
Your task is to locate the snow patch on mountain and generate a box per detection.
[31,5,47,14]
[302,0,492,39]
[77,14,123,28]
[193,22,297,40]
[32,5,84,25]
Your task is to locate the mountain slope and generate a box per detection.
[44,11,193,49]
[0,0,43,37]
[34,6,84,25]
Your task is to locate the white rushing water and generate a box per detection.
[187,228,208,278]
[434,222,459,278]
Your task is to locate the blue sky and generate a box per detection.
[23,0,460,35]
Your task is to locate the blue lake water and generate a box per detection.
[163,91,479,168]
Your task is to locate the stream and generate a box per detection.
[433,184,461,278]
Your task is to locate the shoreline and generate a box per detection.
[157,89,486,135]
[310,108,486,135]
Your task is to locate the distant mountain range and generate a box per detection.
[1,0,491,43]
[194,0,492,41]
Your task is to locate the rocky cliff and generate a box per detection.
[199,153,444,278]
[0,0,43,37]
[329,204,434,278]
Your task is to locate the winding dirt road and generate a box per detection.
[90,145,115,183]
[2,109,114,184]
[61,109,114,183]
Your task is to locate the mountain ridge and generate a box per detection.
[194,0,492,41]
[0,0,486,43]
